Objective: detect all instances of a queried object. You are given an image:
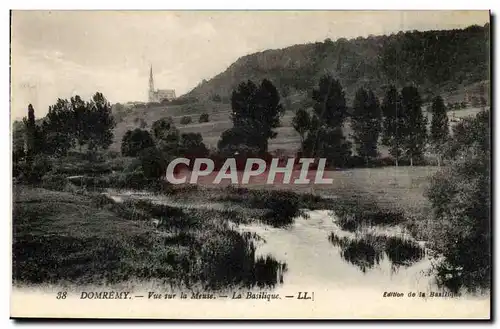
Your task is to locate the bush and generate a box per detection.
[180,116,192,125]
[199,113,210,123]
[121,129,155,157]
[426,110,490,292]
[40,173,68,191]
[139,147,166,180]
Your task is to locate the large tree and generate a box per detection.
[151,117,179,156]
[429,95,449,166]
[23,104,36,164]
[400,86,427,166]
[219,79,284,156]
[85,92,115,151]
[42,93,115,155]
[179,133,209,158]
[121,128,155,157]
[302,74,351,166]
[312,74,347,128]
[351,88,382,163]
[43,99,75,156]
[381,86,403,166]
[426,109,490,292]
[292,108,311,151]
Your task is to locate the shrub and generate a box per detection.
[180,116,192,125]
[139,147,166,180]
[121,129,155,157]
[199,113,210,123]
[40,174,68,191]
[426,110,490,292]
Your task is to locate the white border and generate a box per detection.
[2,2,498,328]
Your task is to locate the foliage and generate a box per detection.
[217,124,262,157]
[12,121,26,164]
[121,129,155,157]
[179,133,209,158]
[444,110,490,160]
[300,75,351,166]
[350,88,382,162]
[426,109,490,292]
[199,113,210,123]
[24,104,36,163]
[429,96,449,165]
[291,108,310,146]
[400,86,427,165]
[151,117,180,157]
[311,74,347,128]
[180,116,193,125]
[218,79,284,156]
[39,93,115,156]
[139,147,167,180]
[184,25,489,104]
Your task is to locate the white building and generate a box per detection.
[148,65,176,103]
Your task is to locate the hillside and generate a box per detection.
[110,24,490,153]
[183,24,490,103]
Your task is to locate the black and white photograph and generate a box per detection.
[9,10,491,319]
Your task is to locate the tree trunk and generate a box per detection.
[410,157,413,167]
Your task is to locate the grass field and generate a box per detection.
[12,161,440,288]
[12,185,296,289]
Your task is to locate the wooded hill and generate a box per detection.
[182,24,490,106]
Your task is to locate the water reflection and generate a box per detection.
[385,236,426,268]
[329,233,425,273]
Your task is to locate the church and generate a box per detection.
[148,65,176,103]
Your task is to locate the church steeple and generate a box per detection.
[148,64,155,102]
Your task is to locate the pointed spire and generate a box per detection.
[148,64,155,102]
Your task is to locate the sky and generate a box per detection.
[10,10,489,120]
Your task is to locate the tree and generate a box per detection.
[217,124,261,157]
[86,92,115,150]
[121,129,155,157]
[41,93,114,155]
[292,108,310,149]
[219,79,284,156]
[43,98,75,156]
[444,110,489,160]
[151,117,174,141]
[400,86,427,166]
[351,88,382,163]
[139,147,166,180]
[302,74,351,166]
[381,86,403,166]
[70,95,89,151]
[311,74,347,128]
[12,121,26,164]
[151,117,179,156]
[429,96,449,166]
[199,113,210,123]
[426,109,490,292]
[179,133,209,158]
[303,127,352,167]
[23,104,36,164]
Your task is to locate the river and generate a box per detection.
[104,189,490,318]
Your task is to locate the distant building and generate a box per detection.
[148,65,176,103]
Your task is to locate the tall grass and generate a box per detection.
[329,232,425,273]
[13,188,287,291]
